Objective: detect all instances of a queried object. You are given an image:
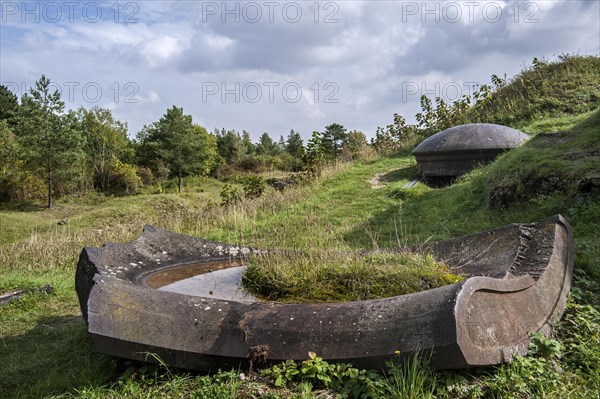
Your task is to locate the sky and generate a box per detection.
[1,0,599,141]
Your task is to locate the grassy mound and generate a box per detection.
[470,54,600,126]
[243,251,463,303]
[487,109,600,208]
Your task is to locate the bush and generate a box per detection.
[135,166,155,186]
[220,184,242,207]
[109,159,142,194]
[238,156,260,172]
[0,163,46,201]
[243,176,265,199]
[277,152,304,172]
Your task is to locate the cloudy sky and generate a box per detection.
[1,0,599,140]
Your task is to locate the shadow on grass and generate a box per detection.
[379,165,418,183]
[0,315,116,398]
[342,180,490,249]
[0,200,48,212]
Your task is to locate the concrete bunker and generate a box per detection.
[412,123,528,185]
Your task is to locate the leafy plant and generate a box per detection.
[220,184,242,207]
[243,176,265,200]
[528,332,563,359]
[262,352,381,398]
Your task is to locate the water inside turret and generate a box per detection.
[142,260,258,302]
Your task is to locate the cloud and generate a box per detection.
[1,0,598,140]
[394,0,600,75]
[141,36,184,68]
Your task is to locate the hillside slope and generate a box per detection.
[470,54,600,126]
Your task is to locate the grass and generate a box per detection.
[372,355,437,399]
[470,54,600,127]
[1,108,599,397]
[243,251,463,303]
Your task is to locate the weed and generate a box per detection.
[263,352,381,398]
[370,353,437,399]
[221,184,243,207]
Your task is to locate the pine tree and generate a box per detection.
[0,85,19,126]
[216,129,243,164]
[136,106,217,192]
[286,129,304,158]
[321,123,347,159]
[15,75,84,207]
[256,132,279,156]
[241,130,255,155]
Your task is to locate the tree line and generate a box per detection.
[0,75,372,207]
[5,58,576,206]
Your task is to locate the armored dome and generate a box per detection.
[412,123,528,182]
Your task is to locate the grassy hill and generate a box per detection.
[469,54,600,127]
[1,57,599,397]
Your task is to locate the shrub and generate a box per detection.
[109,159,142,194]
[243,176,265,200]
[135,166,155,186]
[220,184,242,207]
[0,163,46,201]
[238,156,260,172]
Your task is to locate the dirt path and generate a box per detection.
[368,173,386,189]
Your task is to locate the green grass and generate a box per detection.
[0,176,227,246]
[470,54,600,127]
[1,110,600,397]
[243,251,463,303]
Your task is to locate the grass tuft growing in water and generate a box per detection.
[243,250,463,303]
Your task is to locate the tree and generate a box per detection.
[277,135,286,153]
[0,121,21,200]
[137,106,217,192]
[286,129,304,158]
[77,107,134,191]
[255,132,279,156]
[372,113,419,153]
[0,85,19,126]
[345,130,372,160]
[216,129,243,164]
[0,121,18,179]
[241,130,255,155]
[191,124,218,174]
[321,123,347,159]
[302,131,325,176]
[15,75,84,207]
